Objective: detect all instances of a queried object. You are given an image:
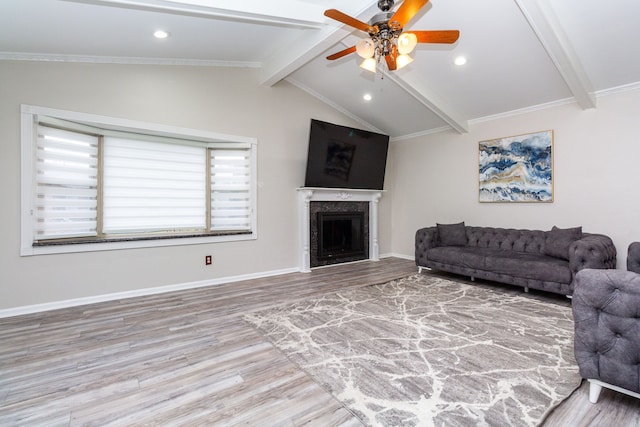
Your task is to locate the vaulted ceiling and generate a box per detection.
[2,0,639,139]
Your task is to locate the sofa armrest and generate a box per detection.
[569,234,617,276]
[415,227,439,267]
[572,268,640,392]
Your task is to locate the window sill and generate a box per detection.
[22,230,256,256]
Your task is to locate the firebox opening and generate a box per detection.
[317,212,365,261]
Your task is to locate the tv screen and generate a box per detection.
[304,119,389,190]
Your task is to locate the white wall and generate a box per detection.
[0,61,390,311]
[388,88,640,268]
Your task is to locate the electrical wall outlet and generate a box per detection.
[205,255,212,265]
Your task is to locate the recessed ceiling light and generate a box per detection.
[363,94,372,101]
[454,56,467,66]
[154,30,170,39]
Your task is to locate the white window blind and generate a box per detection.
[102,137,207,234]
[23,106,257,255]
[210,148,252,230]
[35,126,99,240]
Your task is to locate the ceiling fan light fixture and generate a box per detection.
[356,38,376,58]
[324,2,460,74]
[397,32,417,55]
[396,54,413,69]
[360,57,377,73]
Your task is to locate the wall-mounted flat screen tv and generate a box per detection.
[304,119,389,190]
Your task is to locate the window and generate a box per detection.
[35,126,99,240]
[101,137,208,235]
[22,105,257,255]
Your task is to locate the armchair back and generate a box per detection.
[572,242,640,400]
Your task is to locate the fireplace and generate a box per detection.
[298,188,382,271]
[317,211,365,262]
[309,201,369,267]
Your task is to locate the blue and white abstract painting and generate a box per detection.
[479,130,553,202]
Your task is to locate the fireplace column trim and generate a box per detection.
[297,187,384,272]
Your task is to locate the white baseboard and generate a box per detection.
[0,267,299,319]
[380,252,414,261]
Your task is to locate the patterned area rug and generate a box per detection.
[245,274,581,427]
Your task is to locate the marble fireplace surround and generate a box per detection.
[297,188,383,272]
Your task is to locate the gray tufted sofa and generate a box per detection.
[415,223,617,296]
[572,242,640,403]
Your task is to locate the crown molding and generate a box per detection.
[380,70,469,135]
[394,81,640,141]
[469,97,576,126]
[515,0,597,109]
[595,81,640,97]
[0,52,261,68]
[470,81,640,126]
[390,126,452,142]
[285,76,385,135]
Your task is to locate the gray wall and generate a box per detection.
[2,59,638,312]
[0,61,390,310]
[387,88,640,268]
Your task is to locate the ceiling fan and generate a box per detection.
[324,0,459,72]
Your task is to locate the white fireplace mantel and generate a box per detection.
[297,187,384,272]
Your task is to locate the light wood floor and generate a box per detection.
[1,258,639,426]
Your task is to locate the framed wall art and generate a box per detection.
[479,130,553,202]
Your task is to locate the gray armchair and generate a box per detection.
[572,242,640,403]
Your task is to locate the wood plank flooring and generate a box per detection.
[1,258,639,426]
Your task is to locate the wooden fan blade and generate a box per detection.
[326,46,357,60]
[390,0,429,28]
[324,9,371,33]
[385,46,398,71]
[407,30,460,44]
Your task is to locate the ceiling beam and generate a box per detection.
[260,26,349,87]
[384,70,469,134]
[260,1,376,87]
[514,0,596,109]
[259,0,467,133]
[67,0,325,28]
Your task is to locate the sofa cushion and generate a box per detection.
[544,226,582,260]
[483,249,572,283]
[428,246,486,270]
[628,242,640,274]
[428,247,572,283]
[437,222,467,246]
